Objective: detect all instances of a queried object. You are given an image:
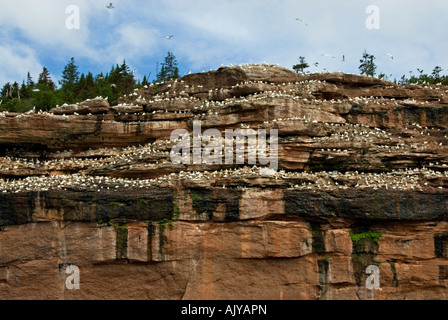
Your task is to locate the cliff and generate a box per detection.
[0,64,447,299]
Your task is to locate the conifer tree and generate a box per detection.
[293,56,309,73]
[59,57,80,102]
[359,50,376,76]
[38,67,56,91]
[26,72,35,89]
[157,52,179,82]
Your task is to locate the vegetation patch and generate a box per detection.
[349,231,382,244]
[138,198,149,206]
[319,254,333,262]
[190,191,203,202]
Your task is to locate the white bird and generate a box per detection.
[106,3,114,9]
[295,18,308,26]
[386,53,394,59]
[165,35,174,39]
[321,53,336,58]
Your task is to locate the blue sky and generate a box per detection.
[1,0,448,87]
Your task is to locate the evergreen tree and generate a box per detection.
[20,81,32,99]
[431,66,443,83]
[359,50,376,76]
[85,72,95,98]
[141,74,150,86]
[157,52,179,82]
[1,83,11,99]
[117,59,135,94]
[38,67,56,91]
[292,56,309,73]
[75,73,87,100]
[26,72,35,89]
[59,57,80,102]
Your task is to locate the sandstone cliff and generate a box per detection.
[0,64,447,299]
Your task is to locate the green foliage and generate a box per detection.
[0,98,33,112]
[359,50,376,76]
[31,84,61,111]
[0,56,150,112]
[38,67,56,91]
[109,201,120,206]
[190,192,203,202]
[292,56,309,73]
[349,231,382,244]
[59,57,80,102]
[156,51,179,82]
[138,198,149,206]
[145,200,180,232]
[107,221,128,230]
[319,254,333,262]
[173,201,180,220]
[398,66,448,85]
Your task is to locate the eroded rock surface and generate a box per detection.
[0,64,447,299]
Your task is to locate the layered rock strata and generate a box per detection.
[0,64,447,299]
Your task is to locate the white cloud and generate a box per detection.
[0,42,42,86]
[1,0,448,84]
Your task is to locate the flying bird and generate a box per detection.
[342,55,346,62]
[165,35,174,39]
[295,18,308,26]
[386,53,394,59]
[321,53,336,58]
[106,3,114,9]
[313,62,319,67]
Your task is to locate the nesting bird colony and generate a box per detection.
[0,63,447,198]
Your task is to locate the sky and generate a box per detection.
[1,0,448,87]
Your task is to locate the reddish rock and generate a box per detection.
[0,65,447,300]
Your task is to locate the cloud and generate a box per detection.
[0,41,42,85]
[1,0,448,85]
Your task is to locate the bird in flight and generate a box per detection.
[165,35,174,40]
[295,18,308,26]
[321,53,336,58]
[313,62,319,67]
[106,3,114,9]
[386,53,394,59]
[342,55,346,62]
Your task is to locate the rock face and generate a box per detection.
[0,64,448,300]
